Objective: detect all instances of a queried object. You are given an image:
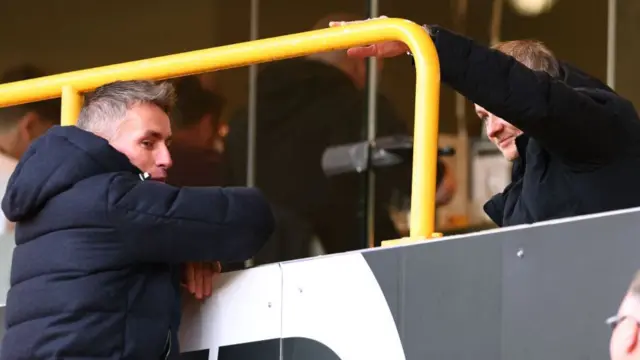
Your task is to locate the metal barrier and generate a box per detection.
[0,17,441,242]
[180,206,640,359]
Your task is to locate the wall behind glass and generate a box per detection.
[501,0,608,84]
[0,0,251,126]
[0,0,218,72]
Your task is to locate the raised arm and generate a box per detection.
[107,174,274,263]
[430,26,639,165]
[330,18,640,166]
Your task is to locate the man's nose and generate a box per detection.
[486,116,504,138]
[157,146,173,170]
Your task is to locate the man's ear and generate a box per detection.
[18,112,40,140]
[21,112,51,141]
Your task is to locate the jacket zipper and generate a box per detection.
[162,330,172,360]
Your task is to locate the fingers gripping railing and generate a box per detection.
[0,18,441,243]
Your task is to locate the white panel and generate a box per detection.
[179,263,283,359]
[281,253,405,359]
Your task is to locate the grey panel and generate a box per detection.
[363,234,503,359]
[500,213,640,359]
[0,307,3,353]
[363,211,640,360]
[402,236,502,360]
[363,209,640,359]
[361,248,403,332]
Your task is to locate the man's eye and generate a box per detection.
[141,140,154,149]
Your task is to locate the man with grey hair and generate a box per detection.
[0,80,274,359]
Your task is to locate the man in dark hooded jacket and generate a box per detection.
[0,80,274,359]
[334,17,640,227]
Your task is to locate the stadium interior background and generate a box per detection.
[1,0,639,237]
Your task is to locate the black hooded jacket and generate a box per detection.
[0,126,273,359]
[430,26,640,226]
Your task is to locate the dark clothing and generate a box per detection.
[430,26,640,226]
[0,126,273,360]
[224,58,415,259]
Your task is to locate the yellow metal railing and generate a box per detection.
[0,17,441,243]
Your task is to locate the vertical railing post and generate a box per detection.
[61,86,83,126]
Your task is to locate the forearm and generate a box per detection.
[424,25,618,163]
[109,177,274,263]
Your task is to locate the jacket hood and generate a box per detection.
[560,61,615,93]
[560,61,638,120]
[2,126,139,222]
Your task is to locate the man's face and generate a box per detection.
[109,103,173,182]
[611,293,640,360]
[475,104,523,161]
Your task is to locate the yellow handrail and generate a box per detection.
[0,17,441,242]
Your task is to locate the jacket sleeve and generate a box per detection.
[430,26,634,165]
[107,174,274,263]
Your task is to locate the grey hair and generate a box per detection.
[492,40,560,78]
[76,80,176,137]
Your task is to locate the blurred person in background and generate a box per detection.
[166,76,239,344]
[224,13,455,265]
[334,17,640,227]
[0,64,60,233]
[168,75,226,188]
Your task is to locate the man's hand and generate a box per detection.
[329,16,410,59]
[182,261,221,300]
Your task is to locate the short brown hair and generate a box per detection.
[77,80,176,136]
[492,40,560,77]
